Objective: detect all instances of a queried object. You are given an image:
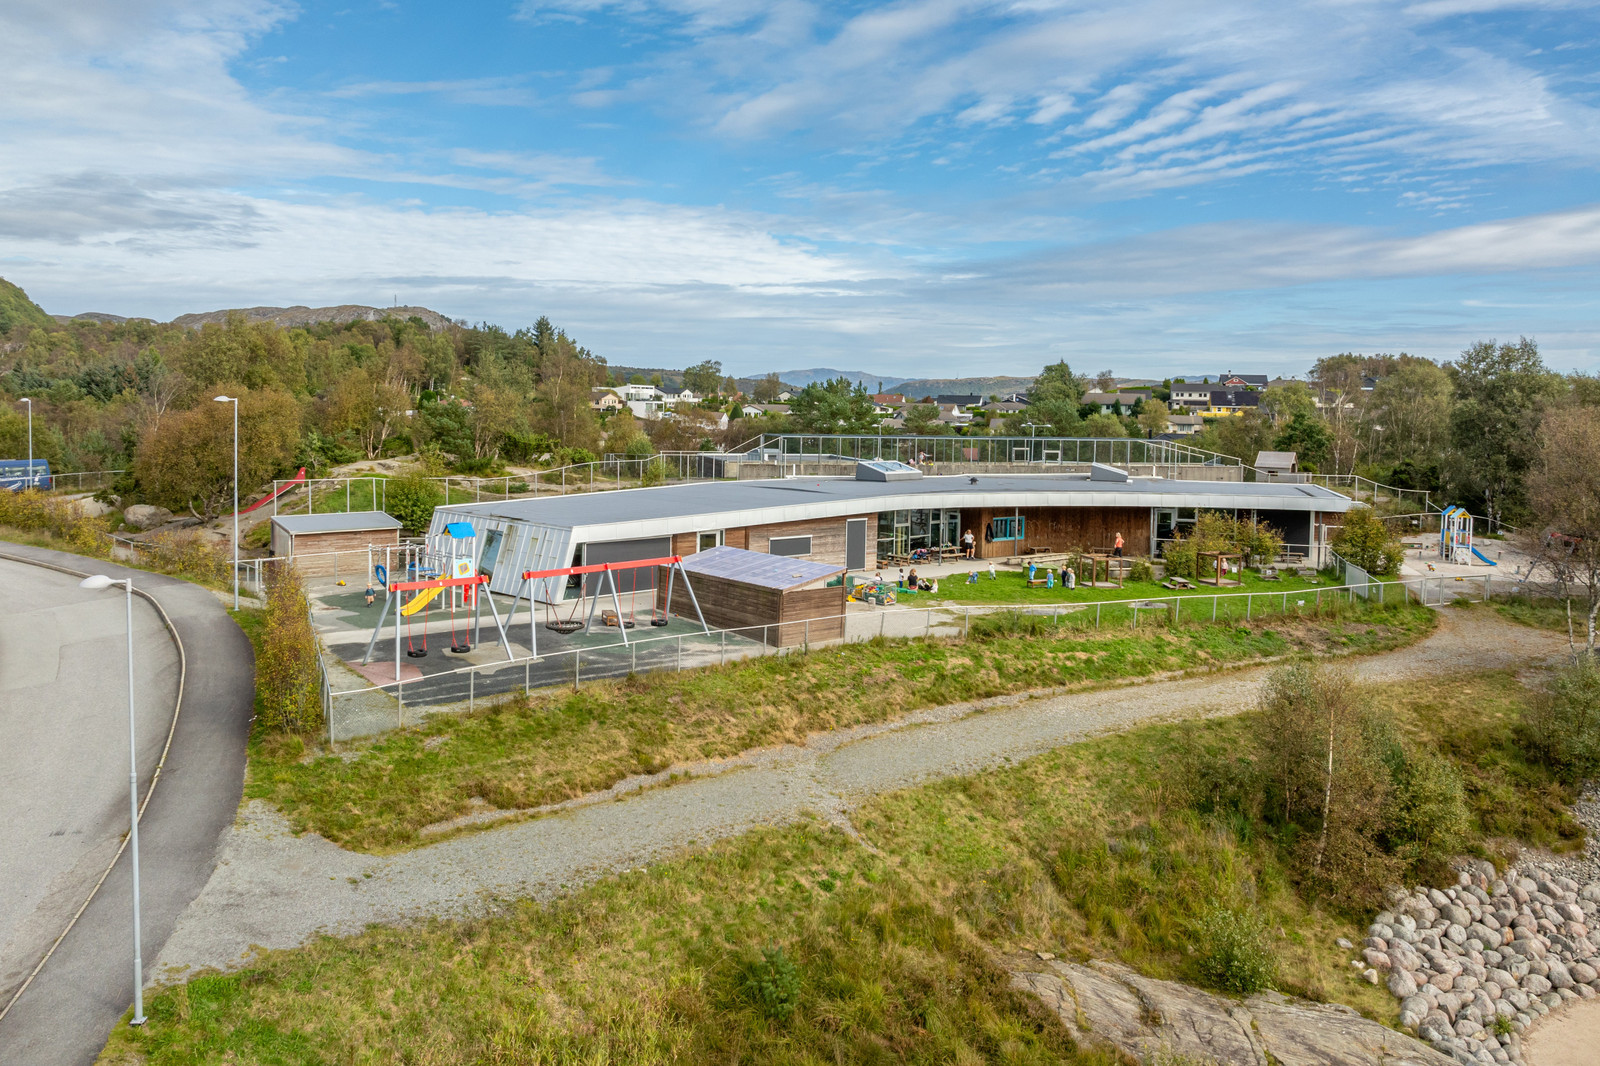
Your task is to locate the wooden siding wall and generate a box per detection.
[739,516,847,567]
[655,568,845,647]
[964,506,1150,559]
[280,528,400,575]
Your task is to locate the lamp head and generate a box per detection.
[214,395,235,403]
[18,397,29,405]
[79,574,118,590]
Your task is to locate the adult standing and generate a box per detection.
[1113,532,1124,558]
[961,528,975,559]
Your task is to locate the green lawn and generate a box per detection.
[921,567,1332,608]
[101,666,1565,1066]
[251,598,1436,854]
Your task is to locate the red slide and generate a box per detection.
[234,467,307,516]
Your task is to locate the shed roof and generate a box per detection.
[271,510,402,534]
[1255,451,1298,470]
[673,545,844,590]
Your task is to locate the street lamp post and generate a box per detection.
[77,573,146,1027]
[214,396,239,609]
[19,398,32,487]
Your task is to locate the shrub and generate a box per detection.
[144,531,230,585]
[0,489,111,557]
[1192,906,1276,993]
[736,946,801,1021]
[639,456,671,487]
[1332,506,1404,576]
[1128,557,1154,582]
[1163,534,1198,579]
[1521,655,1600,786]
[385,472,444,536]
[1381,743,1471,872]
[256,565,324,734]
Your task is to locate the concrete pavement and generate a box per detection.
[0,545,254,1066]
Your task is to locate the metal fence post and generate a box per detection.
[1211,595,1217,622]
[1095,603,1101,628]
[469,669,475,713]
[677,634,683,671]
[1246,594,1251,620]
[574,649,580,690]
[925,608,931,638]
[633,642,638,674]
[720,630,726,666]
[524,659,530,697]
[964,608,970,638]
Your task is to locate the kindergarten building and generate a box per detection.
[429,462,1357,600]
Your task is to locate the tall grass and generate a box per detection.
[254,566,324,734]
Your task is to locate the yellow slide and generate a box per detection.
[399,586,446,617]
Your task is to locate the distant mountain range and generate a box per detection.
[774,368,1040,398]
[37,300,456,331]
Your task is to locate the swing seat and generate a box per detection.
[546,620,584,633]
[449,643,472,654]
[649,617,669,627]
[406,648,428,658]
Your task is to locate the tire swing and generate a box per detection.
[545,577,585,634]
[405,589,428,658]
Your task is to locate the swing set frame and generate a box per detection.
[357,554,710,683]
[507,554,710,660]
[360,573,515,681]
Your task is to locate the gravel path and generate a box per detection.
[154,610,1568,983]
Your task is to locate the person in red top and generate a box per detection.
[1113,532,1124,558]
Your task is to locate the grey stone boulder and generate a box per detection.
[123,504,173,529]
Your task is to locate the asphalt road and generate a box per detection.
[0,545,254,1066]
[0,561,179,1009]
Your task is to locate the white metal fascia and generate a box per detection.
[555,486,1351,545]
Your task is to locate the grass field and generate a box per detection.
[101,667,1570,1066]
[918,567,1336,608]
[250,599,1436,853]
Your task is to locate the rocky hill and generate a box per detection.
[170,304,455,332]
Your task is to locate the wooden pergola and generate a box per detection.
[1196,550,1243,587]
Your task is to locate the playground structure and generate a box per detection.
[356,532,711,682]
[1440,505,1497,566]
[506,555,710,658]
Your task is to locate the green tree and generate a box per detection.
[1260,381,1317,426]
[1331,506,1403,576]
[1447,338,1561,525]
[1273,412,1333,472]
[788,378,880,433]
[1082,412,1127,438]
[752,373,783,403]
[1367,358,1452,468]
[682,360,723,396]
[1012,361,1084,435]
[385,470,444,536]
[134,387,301,520]
[1137,402,1170,438]
[902,404,944,434]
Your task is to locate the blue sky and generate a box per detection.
[2,0,1599,378]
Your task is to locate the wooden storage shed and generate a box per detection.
[268,510,403,576]
[656,545,846,648]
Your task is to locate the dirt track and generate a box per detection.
[153,609,1569,983]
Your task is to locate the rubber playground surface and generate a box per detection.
[312,585,770,736]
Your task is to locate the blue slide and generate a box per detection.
[1470,546,1497,566]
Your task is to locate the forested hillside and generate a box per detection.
[0,279,634,518]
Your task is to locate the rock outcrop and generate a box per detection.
[122,504,173,530]
[1011,956,1452,1065]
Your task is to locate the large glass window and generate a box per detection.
[698,530,723,551]
[876,508,964,558]
[990,515,1025,541]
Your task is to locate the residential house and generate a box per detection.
[935,394,983,407]
[1255,451,1304,482]
[590,387,624,413]
[871,393,907,405]
[741,403,791,418]
[1082,390,1146,414]
[1206,390,1260,415]
[1216,373,1269,389]
[1170,383,1214,409]
[1164,413,1205,436]
[660,386,700,405]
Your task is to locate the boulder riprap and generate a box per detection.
[1012,956,1453,1065]
[1366,860,1600,1065]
